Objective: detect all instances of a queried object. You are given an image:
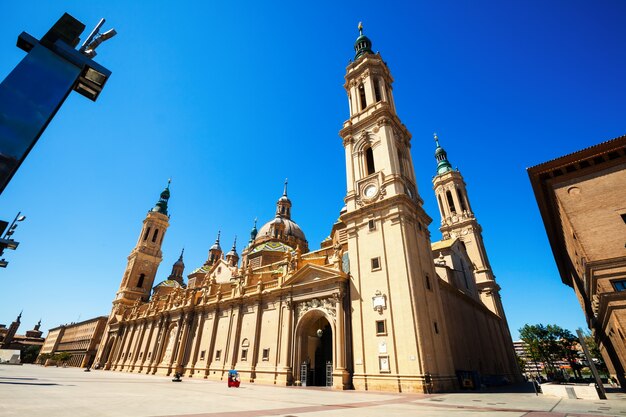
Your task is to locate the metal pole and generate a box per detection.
[577,329,607,399]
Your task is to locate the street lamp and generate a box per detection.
[0,211,26,268]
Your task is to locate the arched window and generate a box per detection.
[437,195,445,217]
[136,273,145,288]
[143,227,151,241]
[365,147,375,175]
[457,189,467,212]
[152,229,159,243]
[446,190,456,214]
[358,83,367,110]
[374,78,382,102]
[397,149,405,175]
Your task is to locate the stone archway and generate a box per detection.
[294,309,333,387]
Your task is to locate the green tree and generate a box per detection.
[20,345,41,363]
[52,352,72,366]
[38,352,52,365]
[519,323,577,381]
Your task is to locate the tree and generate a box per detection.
[519,323,577,381]
[577,328,609,376]
[38,352,52,365]
[20,345,41,364]
[52,352,72,366]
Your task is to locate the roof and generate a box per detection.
[431,239,457,252]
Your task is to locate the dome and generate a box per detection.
[256,216,306,242]
[354,23,373,60]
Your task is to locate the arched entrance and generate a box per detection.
[295,310,333,387]
[100,336,117,369]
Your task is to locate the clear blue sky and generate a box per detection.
[0,1,624,340]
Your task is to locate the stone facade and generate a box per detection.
[38,316,107,367]
[94,27,520,392]
[528,134,626,387]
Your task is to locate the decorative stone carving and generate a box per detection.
[296,297,337,319]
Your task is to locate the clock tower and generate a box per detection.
[339,24,456,392]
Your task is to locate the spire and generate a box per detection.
[16,311,22,322]
[434,133,453,175]
[354,22,373,60]
[249,218,258,244]
[206,231,222,266]
[210,231,222,251]
[168,247,185,285]
[151,179,171,215]
[276,179,292,219]
[226,236,239,266]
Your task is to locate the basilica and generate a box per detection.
[94,27,520,392]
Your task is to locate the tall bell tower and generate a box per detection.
[339,24,455,392]
[114,181,171,305]
[431,135,505,316]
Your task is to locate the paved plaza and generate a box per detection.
[1,365,625,417]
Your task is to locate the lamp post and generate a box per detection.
[0,211,26,268]
[0,13,115,195]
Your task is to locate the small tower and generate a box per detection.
[167,248,185,286]
[431,135,504,316]
[206,231,222,266]
[114,181,171,305]
[276,179,292,219]
[248,218,258,246]
[1,311,21,347]
[225,237,239,267]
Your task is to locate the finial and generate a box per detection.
[232,236,237,250]
[358,21,363,35]
[179,247,184,260]
[167,178,171,188]
[254,217,257,227]
[434,132,440,147]
[283,178,288,196]
[216,230,221,243]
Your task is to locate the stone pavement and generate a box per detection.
[1,365,625,417]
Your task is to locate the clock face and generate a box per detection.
[364,184,378,198]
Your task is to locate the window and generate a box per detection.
[374,78,382,102]
[241,349,248,361]
[136,274,145,288]
[358,83,367,110]
[147,352,152,359]
[437,196,445,217]
[139,352,143,359]
[613,280,626,292]
[143,227,151,241]
[425,274,431,290]
[621,213,626,224]
[397,149,404,175]
[375,320,386,335]
[457,189,467,212]
[371,257,381,271]
[434,322,439,334]
[215,350,222,361]
[152,228,159,243]
[262,349,270,361]
[446,190,456,214]
[368,219,376,231]
[365,147,375,175]
[200,350,206,360]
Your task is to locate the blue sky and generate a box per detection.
[0,1,624,340]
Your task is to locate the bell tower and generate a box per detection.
[339,24,455,392]
[115,181,171,305]
[431,135,505,316]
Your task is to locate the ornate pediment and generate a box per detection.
[282,263,346,287]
